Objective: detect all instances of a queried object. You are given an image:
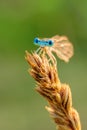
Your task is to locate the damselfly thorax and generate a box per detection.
[34,35,74,65]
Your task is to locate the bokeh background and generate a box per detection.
[0,0,87,130]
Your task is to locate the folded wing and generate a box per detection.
[50,35,74,62]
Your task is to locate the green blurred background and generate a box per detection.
[0,0,87,130]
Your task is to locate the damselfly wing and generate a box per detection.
[50,35,74,62]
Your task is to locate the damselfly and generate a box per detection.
[34,35,74,64]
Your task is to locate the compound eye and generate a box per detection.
[48,40,53,46]
[34,38,39,44]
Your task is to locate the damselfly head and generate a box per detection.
[34,37,54,47]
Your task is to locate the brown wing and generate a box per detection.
[50,35,74,62]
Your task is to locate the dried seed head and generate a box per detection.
[25,51,81,130]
